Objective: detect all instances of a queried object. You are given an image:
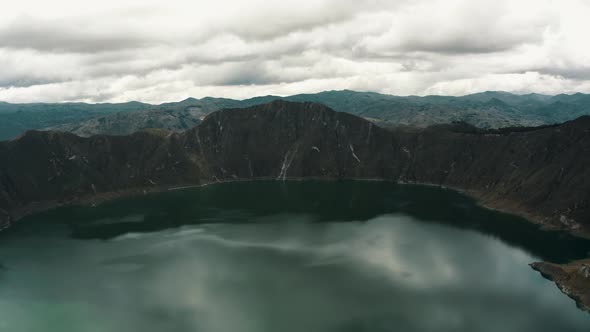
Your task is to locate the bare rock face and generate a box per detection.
[196,101,590,233]
[1,100,589,233]
[0,208,10,231]
[579,264,590,279]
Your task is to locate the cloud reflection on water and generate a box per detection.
[0,213,589,332]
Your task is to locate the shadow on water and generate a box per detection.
[2,180,590,332]
[10,180,590,263]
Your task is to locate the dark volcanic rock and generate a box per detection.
[197,101,590,233]
[0,100,589,234]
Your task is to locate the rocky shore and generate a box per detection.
[531,259,590,312]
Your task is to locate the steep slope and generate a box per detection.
[196,101,590,233]
[1,100,589,233]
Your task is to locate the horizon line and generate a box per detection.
[1,89,588,106]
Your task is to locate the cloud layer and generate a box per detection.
[0,0,589,103]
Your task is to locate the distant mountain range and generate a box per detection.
[2,90,590,140]
[0,101,151,140]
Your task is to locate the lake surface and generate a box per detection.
[1,181,590,332]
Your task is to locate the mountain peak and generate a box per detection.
[180,97,199,103]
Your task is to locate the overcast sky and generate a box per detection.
[0,0,589,103]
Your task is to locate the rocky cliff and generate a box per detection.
[1,100,589,233]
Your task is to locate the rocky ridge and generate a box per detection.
[2,100,589,231]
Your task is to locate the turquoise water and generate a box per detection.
[1,181,589,331]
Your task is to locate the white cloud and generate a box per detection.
[0,0,589,102]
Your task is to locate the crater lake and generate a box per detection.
[1,181,589,332]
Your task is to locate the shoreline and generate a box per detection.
[530,259,590,312]
[4,176,589,238]
[3,176,590,312]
